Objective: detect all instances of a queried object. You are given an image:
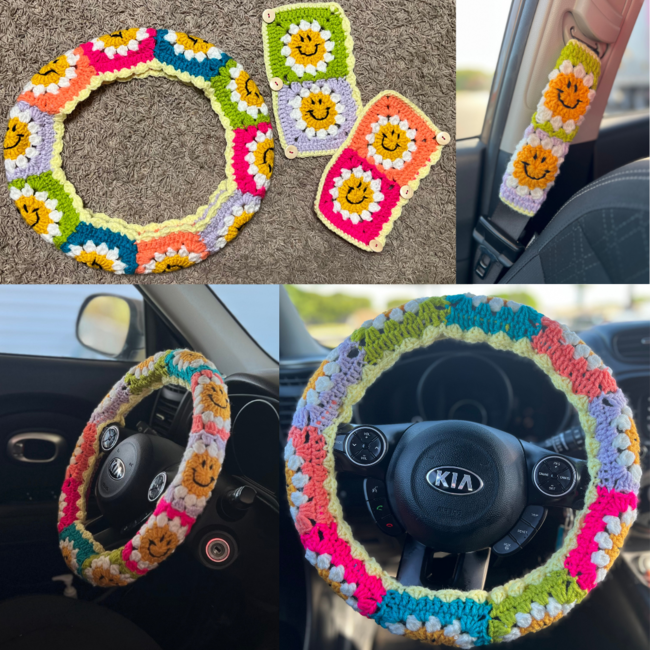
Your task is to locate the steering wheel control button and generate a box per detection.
[493,535,520,556]
[100,425,120,451]
[147,472,167,502]
[345,427,387,466]
[376,514,403,536]
[521,505,547,529]
[510,520,535,546]
[364,478,387,501]
[533,456,576,497]
[367,498,390,519]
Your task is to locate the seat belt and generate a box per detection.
[471,37,601,283]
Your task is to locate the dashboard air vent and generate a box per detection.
[279,364,321,441]
[151,384,187,435]
[613,327,650,364]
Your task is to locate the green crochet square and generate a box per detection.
[8,171,79,248]
[264,5,350,83]
[211,59,272,130]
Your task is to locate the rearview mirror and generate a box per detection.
[76,294,145,360]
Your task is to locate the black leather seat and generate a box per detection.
[502,158,649,283]
[0,595,162,650]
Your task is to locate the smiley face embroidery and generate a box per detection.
[22,50,80,97]
[367,115,417,171]
[182,450,221,498]
[163,31,223,62]
[90,28,150,59]
[289,83,345,138]
[227,63,268,119]
[513,144,559,189]
[4,106,41,173]
[138,523,180,563]
[9,184,62,242]
[281,19,335,77]
[330,165,384,225]
[244,128,274,190]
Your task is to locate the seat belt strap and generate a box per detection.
[472,39,601,283]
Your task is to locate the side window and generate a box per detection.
[0,285,145,361]
[606,0,649,115]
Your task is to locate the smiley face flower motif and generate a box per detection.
[244,127,274,191]
[22,50,79,97]
[141,245,204,274]
[85,556,133,586]
[367,115,417,171]
[329,165,384,225]
[90,28,150,59]
[536,60,595,134]
[65,241,128,274]
[227,63,268,119]
[289,83,345,139]
[60,537,79,573]
[4,106,41,173]
[163,31,223,62]
[9,184,62,242]
[281,19,335,77]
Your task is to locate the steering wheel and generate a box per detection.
[58,349,230,586]
[285,294,641,645]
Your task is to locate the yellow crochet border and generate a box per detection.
[313,90,445,252]
[319,322,599,604]
[49,59,239,241]
[262,1,363,158]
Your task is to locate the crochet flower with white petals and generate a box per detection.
[90,28,150,59]
[66,241,128,274]
[23,50,79,96]
[4,106,41,172]
[163,31,223,62]
[329,166,384,225]
[288,83,346,139]
[227,63,268,119]
[141,245,203,274]
[281,19,335,77]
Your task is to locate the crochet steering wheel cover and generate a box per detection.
[285,295,641,646]
[58,350,230,586]
[5,29,274,274]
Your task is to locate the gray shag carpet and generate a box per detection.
[0,0,455,284]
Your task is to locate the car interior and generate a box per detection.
[278,286,650,649]
[0,285,279,650]
[456,0,649,284]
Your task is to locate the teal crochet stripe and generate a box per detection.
[371,590,492,645]
[164,350,221,383]
[59,523,97,576]
[446,294,543,340]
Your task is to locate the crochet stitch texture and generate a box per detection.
[5,29,274,274]
[58,350,230,586]
[286,294,640,645]
[262,3,362,157]
[314,91,447,252]
[499,40,600,217]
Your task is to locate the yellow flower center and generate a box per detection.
[176,32,212,54]
[15,196,53,235]
[74,251,116,272]
[4,117,30,159]
[513,144,559,190]
[254,138,274,179]
[235,71,264,108]
[99,28,141,49]
[544,72,591,121]
[339,177,373,212]
[374,123,409,160]
[32,54,70,86]
[152,255,195,273]
[289,30,326,65]
[301,93,337,130]
[225,210,255,242]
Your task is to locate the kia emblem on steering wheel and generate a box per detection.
[108,458,126,481]
[426,466,484,495]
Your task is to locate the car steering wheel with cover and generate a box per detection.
[285,294,641,645]
[58,349,230,586]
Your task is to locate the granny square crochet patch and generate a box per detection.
[500,39,600,217]
[262,3,362,157]
[5,29,274,274]
[315,91,448,252]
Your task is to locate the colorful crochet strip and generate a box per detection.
[314,91,447,252]
[286,295,641,646]
[262,2,362,157]
[5,30,274,274]
[58,350,230,586]
[500,39,600,217]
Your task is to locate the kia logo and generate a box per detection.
[426,466,484,495]
[109,458,126,480]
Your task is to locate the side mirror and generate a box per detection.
[76,294,145,360]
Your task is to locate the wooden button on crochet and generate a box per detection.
[369,239,384,253]
[400,186,413,199]
[285,145,298,159]
[262,8,276,23]
[436,131,451,145]
[270,77,283,91]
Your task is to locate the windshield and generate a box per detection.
[288,284,650,348]
[210,285,279,362]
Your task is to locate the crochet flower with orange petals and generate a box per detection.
[513,144,559,190]
[544,72,591,122]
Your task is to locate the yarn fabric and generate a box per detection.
[262,3,362,157]
[499,39,600,217]
[286,294,640,645]
[5,30,274,274]
[314,91,447,251]
[58,350,230,586]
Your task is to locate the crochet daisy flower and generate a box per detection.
[281,19,335,77]
[163,31,223,62]
[227,63,268,119]
[90,28,150,59]
[4,106,41,172]
[367,115,417,171]
[244,128,274,191]
[22,50,80,97]
[141,245,204,274]
[9,184,62,242]
[288,83,346,138]
[65,240,128,274]
[329,165,384,225]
